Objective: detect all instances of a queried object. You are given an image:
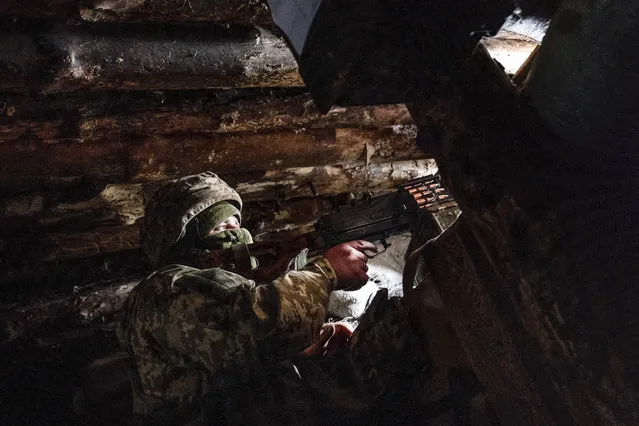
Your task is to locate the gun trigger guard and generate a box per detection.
[366,240,390,258]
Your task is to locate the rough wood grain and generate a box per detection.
[1,98,412,148]
[5,0,272,24]
[80,0,272,23]
[1,159,436,229]
[0,127,425,181]
[81,104,412,136]
[0,23,301,94]
[1,278,137,343]
[225,159,438,201]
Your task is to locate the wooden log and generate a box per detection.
[79,0,272,24]
[0,119,63,142]
[1,94,412,144]
[0,139,127,181]
[130,127,423,180]
[78,101,412,139]
[39,225,142,261]
[0,176,92,198]
[0,22,302,94]
[0,278,137,344]
[5,0,272,24]
[226,158,438,200]
[243,198,335,240]
[0,248,148,308]
[0,127,425,181]
[0,88,306,122]
[338,128,422,165]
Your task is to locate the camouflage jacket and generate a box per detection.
[117,256,337,423]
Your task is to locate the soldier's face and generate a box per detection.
[209,215,240,235]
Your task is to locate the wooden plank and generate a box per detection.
[0,22,302,94]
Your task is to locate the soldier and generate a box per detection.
[117,171,386,424]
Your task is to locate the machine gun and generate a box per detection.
[197,175,455,281]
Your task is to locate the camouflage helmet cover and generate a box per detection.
[142,171,243,267]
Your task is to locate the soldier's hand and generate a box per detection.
[323,240,376,291]
[301,322,354,358]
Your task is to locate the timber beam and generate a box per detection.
[3,0,272,25]
[0,93,411,144]
[0,20,301,94]
[0,127,426,182]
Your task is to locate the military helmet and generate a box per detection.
[142,171,243,267]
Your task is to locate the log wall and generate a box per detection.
[0,3,440,425]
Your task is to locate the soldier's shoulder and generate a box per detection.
[140,264,255,300]
[134,264,200,294]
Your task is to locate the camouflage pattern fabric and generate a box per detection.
[117,256,337,423]
[294,289,432,424]
[143,172,243,268]
[193,201,240,238]
[125,171,432,424]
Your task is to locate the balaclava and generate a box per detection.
[188,201,253,250]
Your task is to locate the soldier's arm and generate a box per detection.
[263,240,374,350]
[255,255,339,351]
[138,256,338,374]
[145,242,371,371]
